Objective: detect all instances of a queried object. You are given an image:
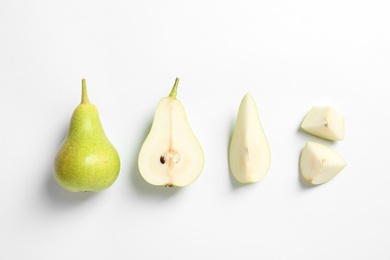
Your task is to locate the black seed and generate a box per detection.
[160,156,165,164]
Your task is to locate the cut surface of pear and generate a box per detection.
[301,106,345,141]
[300,141,346,185]
[138,78,204,187]
[229,93,271,183]
[53,79,120,192]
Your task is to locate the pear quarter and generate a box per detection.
[300,141,347,185]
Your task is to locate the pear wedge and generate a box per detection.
[301,106,345,141]
[300,141,346,185]
[229,93,271,183]
[138,78,204,187]
[54,79,120,192]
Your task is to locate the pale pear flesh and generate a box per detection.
[54,79,120,192]
[300,141,346,185]
[229,93,271,183]
[138,78,204,187]
[301,106,345,141]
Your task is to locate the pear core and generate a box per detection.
[160,151,181,165]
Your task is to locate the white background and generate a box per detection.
[1,0,389,259]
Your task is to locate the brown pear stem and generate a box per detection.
[81,79,90,104]
[169,78,180,98]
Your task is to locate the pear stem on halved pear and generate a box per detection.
[81,79,90,104]
[169,77,180,98]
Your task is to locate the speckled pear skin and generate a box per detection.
[54,80,120,192]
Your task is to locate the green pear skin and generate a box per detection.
[54,79,120,192]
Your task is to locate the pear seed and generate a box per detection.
[160,156,166,164]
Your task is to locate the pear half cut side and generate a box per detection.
[138,78,204,187]
[300,141,347,185]
[54,79,120,192]
[229,93,271,183]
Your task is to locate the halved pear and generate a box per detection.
[229,93,271,183]
[138,78,204,187]
[300,141,347,185]
[301,106,345,141]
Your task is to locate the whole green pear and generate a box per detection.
[53,79,120,192]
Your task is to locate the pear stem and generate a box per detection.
[81,79,90,104]
[169,78,180,98]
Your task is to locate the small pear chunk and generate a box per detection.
[300,141,346,185]
[138,78,204,187]
[301,106,345,141]
[54,79,120,192]
[229,93,271,183]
